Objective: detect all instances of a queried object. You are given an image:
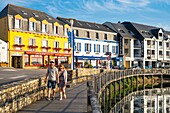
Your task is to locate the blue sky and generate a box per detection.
[0,0,170,30]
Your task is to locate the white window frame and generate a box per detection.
[54,41,59,48]
[42,24,47,32]
[15,19,21,29]
[85,43,91,52]
[42,40,48,47]
[76,43,81,51]
[29,21,36,31]
[15,36,22,45]
[29,38,36,46]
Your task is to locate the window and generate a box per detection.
[166,51,170,56]
[103,45,109,53]
[119,29,125,33]
[125,39,128,45]
[64,28,69,36]
[125,49,129,55]
[104,34,107,40]
[159,42,162,46]
[15,19,21,29]
[33,13,38,17]
[159,33,163,37]
[96,33,99,39]
[29,21,35,31]
[112,46,116,53]
[64,42,68,48]
[159,51,163,55]
[147,40,151,45]
[15,36,22,45]
[76,43,81,51]
[29,38,36,46]
[54,41,59,48]
[167,43,169,47]
[152,50,155,55]
[75,30,79,36]
[86,31,90,38]
[94,44,100,52]
[42,40,48,47]
[54,26,58,34]
[113,35,117,40]
[42,24,47,32]
[85,43,91,52]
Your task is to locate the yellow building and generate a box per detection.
[0,4,71,68]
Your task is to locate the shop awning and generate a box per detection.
[25,51,54,55]
[75,56,107,60]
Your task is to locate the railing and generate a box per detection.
[88,68,170,113]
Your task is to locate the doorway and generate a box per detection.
[12,56,22,68]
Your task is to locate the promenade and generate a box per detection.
[17,82,88,113]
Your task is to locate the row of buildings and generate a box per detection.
[0,4,170,69]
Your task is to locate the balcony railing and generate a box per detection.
[159,55,163,58]
[13,44,25,47]
[28,45,38,48]
[134,45,141,48]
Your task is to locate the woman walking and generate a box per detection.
[58,64,67,100]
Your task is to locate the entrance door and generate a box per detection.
[12,56,22,68]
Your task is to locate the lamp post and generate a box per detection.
[70,19,74,70]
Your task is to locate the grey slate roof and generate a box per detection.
[57,17,114,33]
[103,22,134,39]
[0,4,65,25]
[122,22,159,40]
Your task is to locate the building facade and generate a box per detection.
[0,39,8,63]
[104,22,139,69]
[0,4,71,68]
[58,17,119,68]
[122,22,170,69]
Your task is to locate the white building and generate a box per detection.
[122,22,170,69]
[0,39,8,63]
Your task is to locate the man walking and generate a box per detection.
[44,60,58,100]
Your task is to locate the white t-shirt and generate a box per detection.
[47,67,58,81]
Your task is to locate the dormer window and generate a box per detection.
[86,23,91,27]
[104,34,107,40]
[15,18,22,29]
[96,33,99,39]
[159,33,163,37]
[77,22,82,26]
[54,26,58,34]
[33,13,38,17]
[46,15,51,20]
[21,10,27,15]
[119,29,125,33]
[95,24,100,28]
[29,21,36,31]
[42,24,47,32]
[86,31,90,38]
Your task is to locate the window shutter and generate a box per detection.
[99,45,100,52]
[54,41,56,48]
[85,44,86,52]
[94,44,96,52]
[116,46,118,54]
[33,39,36,46]
[15,37,18,44]
[90,44,91,52]
[103,45,104,53]
[29,38,32,45]
[79,43,81,51]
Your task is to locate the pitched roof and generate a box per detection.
[103,22,134,38]
[0,4,64,25]
[57,17,115,33]
[122,22,159,40]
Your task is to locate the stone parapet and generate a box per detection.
[0,68,103,113]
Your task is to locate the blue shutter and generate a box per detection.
[99,45,100,53]
[107,45,109,52]
[116,46,118,54]
[90,44,91,52]
[112,46,114,53]
[79,43,81,52]
[85,44,86,52]
[94,44,96,52]
[103,45,104,53]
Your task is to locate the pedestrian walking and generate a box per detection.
[44,60,58,100]
[58,64,67,100]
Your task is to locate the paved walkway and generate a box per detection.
[17,82,88,113]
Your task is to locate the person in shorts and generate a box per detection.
[58,64,67,100]
[44,60,58,100]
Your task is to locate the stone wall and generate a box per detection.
[0,68,103,113]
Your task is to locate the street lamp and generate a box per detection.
[70,19,74,70]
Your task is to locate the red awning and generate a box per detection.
[55,53,71,57]
[25,51,54,55]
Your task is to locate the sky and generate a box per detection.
[0,0,170,30]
